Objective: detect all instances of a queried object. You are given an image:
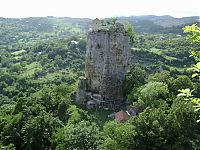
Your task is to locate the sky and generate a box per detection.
[0,0,199,18]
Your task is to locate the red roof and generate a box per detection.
[115,111,129,122]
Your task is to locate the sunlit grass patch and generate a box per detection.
[11,49,26,56]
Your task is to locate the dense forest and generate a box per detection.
[0,16,200,150]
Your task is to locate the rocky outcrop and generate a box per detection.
[76,18,131,110]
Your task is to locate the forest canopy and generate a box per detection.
[0,16,200,150]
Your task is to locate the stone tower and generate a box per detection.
[84,19,131,110]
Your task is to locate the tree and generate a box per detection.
[128,98,200,150]
[99,121,136,150]
[172,75,196,95]
[0,83,75,149]
[183,24,200,79]
[1,113,23,149]
[77,38,86,51]
[67,105,91,125]
[111,17,117,25]
[10,63,22,73]
[54,55,64,67]
[139,81,169,106]
[22,112,62,150]
[124,22,136,46]
[52,121,100,150]
[148,71,173,88]
[128,107,168,149]
[183,24,200,43]
[125,65,146,95]
[168,97,200,149]
[182,24,200,121]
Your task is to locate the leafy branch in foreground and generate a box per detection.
[178,89,200,122]
[180,24,200,121]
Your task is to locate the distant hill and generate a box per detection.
[118,15,199,33]
[121,15,199,27]
[0,15,199,37]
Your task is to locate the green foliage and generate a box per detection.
[139,81,169,106]
[67,105,91,124]
[10,64,22,73]
[1,113,23,149]
[22,112,62,150]
[148,71,173,86]
[178,88,200,122]
[0,17,200,150]
[0,82,76,149]
[172,75,196,94]
[52,120,100,150]
[193,98,200,122]
[111,17,117,25]
[169,97,200,148]
[0,143,15,150]
[179,24,200,121]
[178,88,194,98]
[148,71,175,98]
[183,24,200,43]
[125,65,146,95]
[99,121,136,150]
[128,107,168,149]
[183,24,200,78]
[128,97,200,149]
[124,22,136,46]
[0,18,86,149]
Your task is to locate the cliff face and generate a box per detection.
[85,20,131,110]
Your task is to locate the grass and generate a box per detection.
[166,65,187,73]
[87,108,113,125]
[164,55,178,61]
[11,49,26,56]
[149,48,163,55]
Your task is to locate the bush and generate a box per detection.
[139,82,169,106]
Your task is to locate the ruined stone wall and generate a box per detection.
[85,22,131,110]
